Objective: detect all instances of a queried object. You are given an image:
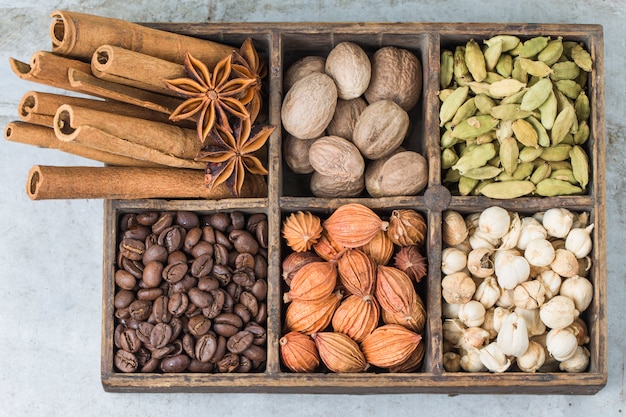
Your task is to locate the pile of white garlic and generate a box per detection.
[441,207,594,373]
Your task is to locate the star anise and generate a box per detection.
[164,52,256,143]
[231,37,267,123]
[195,116,275,197]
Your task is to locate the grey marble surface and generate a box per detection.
[0,1,624,416]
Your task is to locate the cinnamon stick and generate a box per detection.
[4,121,161,167]
[50,10,236,67]
[9,51,92,92]
[53,105,205,169]
[27,165,267,200]
[91,45,187,96]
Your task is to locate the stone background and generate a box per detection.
[0,1,623,415]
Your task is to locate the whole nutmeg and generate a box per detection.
[324,41,371,100]
[308,135,365,181]
[310,171,364,198]
[365,150,428,197]
[365,46,422,111]
[284,55,326,92]
[326,97,367,141]
[352,100,410,160]
[283,134,318,174]
[281,72,337,139]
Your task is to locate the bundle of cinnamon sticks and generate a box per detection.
[5,10,267,200]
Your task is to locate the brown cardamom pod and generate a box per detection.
[284,261,337,303]
[337,248,377,297]
[311,331,368,373]
[284,290,342,335]
[331,294,380,343]
[360,324,422,368]
[387,209,427,247]
[279,331,320,373]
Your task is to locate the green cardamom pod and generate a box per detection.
[538,89,558,130]
[495,53,513,77]
[491,103,533,120]
[562,41,579,60]
[511,57,529,84]
[484,35,521,52]
[475,94,496,115]
[451,142,497,173]
[512,118,539,148]
[512,161,535,180]
[573,120,590,145]
[488,78,527,98]
[500,136,520,175]
[500,88,529,105]
[440,129,458,149]
[484,71,505,83]
[550,61,580,81]
[465,39,487,82]
[479,180,536,199]
[439,86,469,126]
[526,115,551,147]
[546,160,572,170]
[450,115,500,140]
[519,146,544,163]
[441,147,459,169]
[467,81,492,97]
[550,168,577,184]
[575,91,591,121]
[570,44,593,72]
[453,46,472,86]
[463,165,504,180]
[551,105,577,146]
[537,37,564,66]
[440,50,454,89]
[520,78,552,111]
[484,40,503,72]
[530,161,552,184]
[450,97,477,128]
[569,145,589,189]
[519,36,550,58]
[519,57,554,78]
[458,176,479,195]
[535,178,582,196]
[540,144,573,161]
[444,168,462,183]
[555,79,583,100]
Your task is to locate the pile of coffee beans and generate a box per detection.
[113,210,268,373]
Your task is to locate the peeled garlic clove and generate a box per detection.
[479,342,512,373]
[459,326,491,349]
[559,345,590,373]
[536,269,562,299]
[441,247,468,275]
[523,238,555,267]
[442,272,476,304]
[478,206,511,239]
[467,247,494,278]
[516,340,546,373]
[496,312,529,357]
[514,307,546,336]
[539,295,578,329]
[458,300,486,327]
[494,249,530,290]
[517,217,548,250]
[499,212,522,250]
[546,327,578,362]
[460,347,487,372]
[443,210,469,246]
[565,224,594,258]
[443,351,462,372]
[513,280,546,310]
[550,249,579,278]
[542,208,575,238]
[473,275,501,309]
[559,275,593,312]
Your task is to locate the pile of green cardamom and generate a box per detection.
[439,35,593,199]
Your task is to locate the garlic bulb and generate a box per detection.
[460,347,487,372]
[546,328,578,361]
[443,351,462,372]
[531,334,561,372]
[565,224,594,258]
[458,300,486,327]
[514,307,546,337]
[453,238,472,255]
[492,306,511,334]
[523,238,555,267]
[559,346,590,373]
[478,206,511,239]
[496,312,529,357]
[494,249,530,290]
[473,276,501,309]
[499,212,522,250]
[466,248,494,279]
[479,342,512,373]
[469,229,499,250]
[495,289,515,309]
[465,213,481,234]
[513,280,546,310]
[516,217,547,250]
[542,208,575,238]
[442,301,461,319]
[482,308,498,339]
[516,340,546,373]
[536,269,562,299]
[442,272,476,304]
[567,317,591,346]
[443,319,467,346]
[443,210,469,246]
[559,275,593,312]
[459,326,491,349]
[441,247,468,275]
[550,249,579,278]
[539,295,578,329]
[572,212,590,229]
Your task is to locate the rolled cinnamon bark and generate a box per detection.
[26,165,267,200]
[53,105,205,169]
[4,121,160,167]
[9,51,92,92]
[50,10,236,67]
[91,45,187,96]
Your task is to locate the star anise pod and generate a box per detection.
[164,52,256,143]
[195,116,275,197]
[231,37,267,123]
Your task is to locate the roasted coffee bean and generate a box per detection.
[197,276,220,292]
[214,312,244,329]
[237,355,253,373]
[152,295,172,323]
[114,349,138,373]
[162,262,188,284]
[114,289,135,309]
[160,354,190,373]
[245,322,267,346]
[123,224,151,241]
[222,290,235,313]
[211,335,227,364]
[115,269,137,290]
[213,323,239,338]
[230,212,245,231]
[135,347,152,367]
[190,240,213,258]
[114,324,125,348]
[184,227,203,252]
[254,303,268,324]
[201,225,216,244]
[254,255,268,280]
[211,263,232,285]
[120,328,142,353]
[191,253,213,278]
[213,243,230,266]
[136,211,159,226]
[255,219,268,249]
[170,339,184,356]
[187,314,212,337]
[176,211,200,229]
[141,357,160,373]
[182,333,196,359]
[185,304,200,318]
[235,253,255,271]
[250,279,268,301]
[217,352,239,373]
[246,213,266,234]
[119,238,145,261]
[119,213,138,231]
[241,344,266,362]
[226,331,254,354]
[232,269,255,287]
[169,275,197,295]
[195,333,218,362]
[233,303,252,324]
[169,318,183,343]
[142,244,168,265]
[239,291,259,317]
[229,229,259,255]
[121,318,142,330]
[150,323,173,349]
[158,226,186,253]
[152,212,174,234]
[136,322,154,344]
[121,256,144,279]
[167,292,189,317]
[115,307,130,320]
[215,230,233,250]
[225,282,242,303]
[204,289,225,319]
[150,345,173,360]
[144,233,159,248]
[209,212,231,232]
[137,287,163,301]
[141,261,163,288]
[167,250,187,265]
[188,359,214,373]
[188,287,213,309]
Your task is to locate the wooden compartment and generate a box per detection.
[101,22,606,394]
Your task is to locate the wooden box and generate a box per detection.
[101,22,606,394]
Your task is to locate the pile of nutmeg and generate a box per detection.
[281,42,428,198]
[279,203,428,373]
